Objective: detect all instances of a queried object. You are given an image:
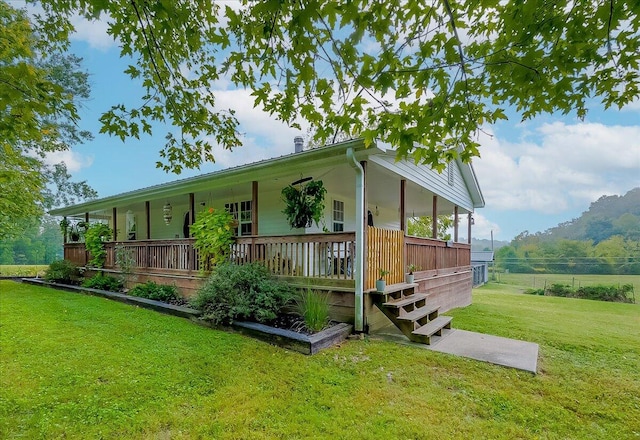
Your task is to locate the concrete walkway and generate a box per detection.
[371,325,539,374]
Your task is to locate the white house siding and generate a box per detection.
[370,154,475,212]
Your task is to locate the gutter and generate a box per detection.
[346,147,364,332]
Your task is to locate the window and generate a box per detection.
[225,201,252,236]
[332,200,344,232]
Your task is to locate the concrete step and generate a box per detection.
[396,305,439,322]
[383,293,429,308]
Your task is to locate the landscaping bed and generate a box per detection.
[18,278,352,355]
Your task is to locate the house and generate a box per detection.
[471,251,495,286]
[51,138,484,338]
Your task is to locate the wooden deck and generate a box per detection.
[63,228,470,291]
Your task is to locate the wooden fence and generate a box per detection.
[365,227,404,290]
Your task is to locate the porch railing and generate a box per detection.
[103,240,198,273]
[63,230,470,287]
[232,233,356,281]
[405,235,471,273]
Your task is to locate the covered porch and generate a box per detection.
[64,226,471,292]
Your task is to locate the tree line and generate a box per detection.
[495,235,640,275]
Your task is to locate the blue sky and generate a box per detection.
[42,10,640,242]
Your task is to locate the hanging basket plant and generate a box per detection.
[281,179,327,229]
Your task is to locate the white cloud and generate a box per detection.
[475,122,640,214]
[201,87,306,169]
[44,150,94,173]
[470,213,501,240]
[69,13,115,51]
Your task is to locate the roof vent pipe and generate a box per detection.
[294,136,304,153]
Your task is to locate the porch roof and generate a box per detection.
[50,138,484,216]
[50,139,370,216]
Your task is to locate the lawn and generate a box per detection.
[1,280,639,439]
[0,265,48,277]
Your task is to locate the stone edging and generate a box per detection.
[19,278,353,355]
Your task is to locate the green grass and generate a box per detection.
[493,272,640,295]
[1,280,639,439]
[0,265,47,277]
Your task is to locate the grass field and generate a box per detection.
[1,280,639,439]
[492,272,640,295]
[0,265,48,277]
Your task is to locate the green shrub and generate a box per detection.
[129,281,180,303]
[547,284,573,297]
[576,284,634,303]
[45,260,81,284]
[190,207,236,271]
[524,288,545,296]
[82,274,123,292]
[191,262,295,325]
[543,283,634,303]
[294,289,330,333]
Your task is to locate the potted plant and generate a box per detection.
[376,269,390,292]
[405,264,420,284]
[281,180,327,229]
[69,225,81,242]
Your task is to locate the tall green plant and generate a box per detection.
[294,289,330,333]
[190,207,236,271]
[115,245,137,284]
[84,223,112,268]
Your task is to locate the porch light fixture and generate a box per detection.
[470,216,475,225]
[163,202,173,225]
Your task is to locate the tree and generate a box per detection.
[31,0,639,174]
[0,1,96,239]
[407,215,453,241]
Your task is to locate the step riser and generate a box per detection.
[373,283,454,346]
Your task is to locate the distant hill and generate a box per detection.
[530,187,640,243]
[471,238,509,252]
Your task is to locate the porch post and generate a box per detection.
[361,161,368,290]
[468,212,472,244]
[431,195,438,239]
[347,148,364,333]
[252,181,259,236]
[145,201,151,239]
[454,206,459,242]
[112,208,117,241]
[400,179,406,233]
[62,216,67,244]
[84,212,89,223]
[189,193,195,231]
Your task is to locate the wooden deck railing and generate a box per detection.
[64,243,88,267]
[405,236,471,272]
[62,231,470,288]
[232,233,356,281]
[103,240,198,273]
